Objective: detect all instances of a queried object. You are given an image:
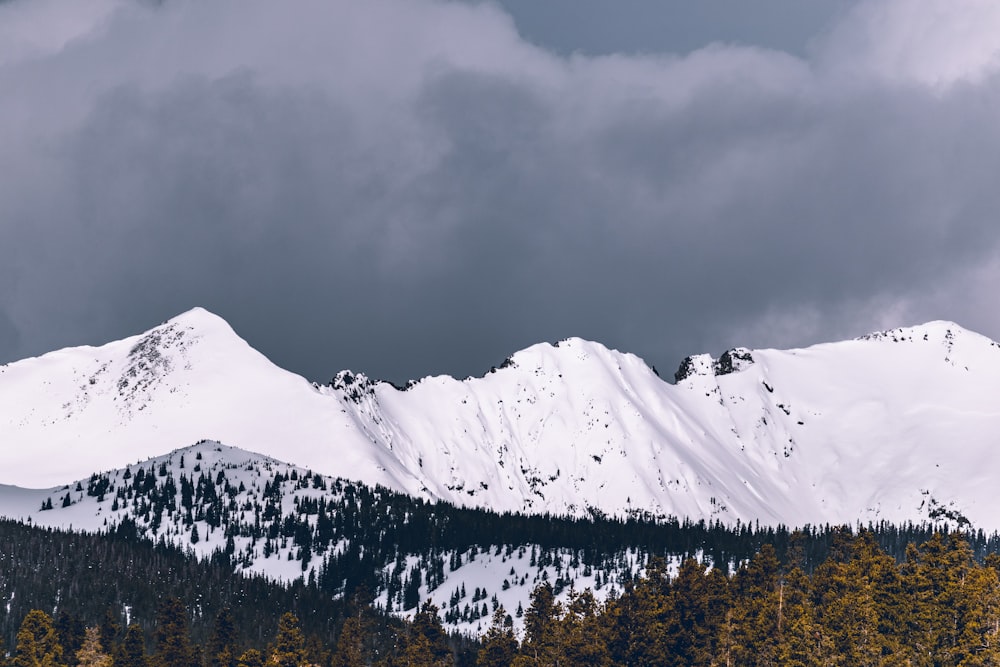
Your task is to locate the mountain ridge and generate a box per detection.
[3,308,1000,530]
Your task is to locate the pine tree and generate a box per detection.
[13,610,65,667]
[98,611,121,660]
[302,635,329,667]
[513,583,561,667]
[206,609,239,667]
[332,592,376,667]
[773,567,820,667]
[332,617,364,667]
[553,589,611,666]
[76,629,112,667]
[151,598,194,667]
[235,650,262,667]
[55,613,85,667]
[402,568,422,612]
[598,557,662,664]
[809,530,910,665]
[951,561,1000,665]
[476,608,517,667]
[400,634,436,667]
[664,558,729,666]
[856,531,907,663]
[726,544,781,666]
[903,532,1000,665]
[270,614,306,667]
[404,602,452,667]
[116,625,147,667]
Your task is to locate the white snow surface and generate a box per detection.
[0,439,680,637]
[0,442,388,581]
[0,440,655,636]
[3,307,1000,529]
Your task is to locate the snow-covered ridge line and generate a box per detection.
[2,308,1000,530]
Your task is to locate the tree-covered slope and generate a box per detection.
[5,442,1000,638]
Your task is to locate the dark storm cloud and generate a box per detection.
[485,0,859,57]
[2,0,1000,383]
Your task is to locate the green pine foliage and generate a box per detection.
[13,611,64,667]
[205,610,238,667]
[234,649,261,667]
[117,625,148,667]
[395,602,452,667]
[151,598,195,667]
[6,528,1000,665]
[508,529,1000,666]
[55,612,85,667]
[475,608,516,667]
[269,614,306,667]
[12,467,1000,667]
[75,627,112,667]
[0,520,348,650]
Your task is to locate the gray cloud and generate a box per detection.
[483,0,860,58]
[2,0,1000,384]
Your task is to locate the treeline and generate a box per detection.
[71,457,1000,603]
[477,529,1000,666]
[7,529,1000,665]
[0,518,355,649]
[1,595,474,667]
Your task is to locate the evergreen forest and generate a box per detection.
[8,498,1000,664]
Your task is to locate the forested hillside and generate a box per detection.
[10,443,1000,638]
[0,518,349,647]
[482,530,1000,665]
[5,524,1000,665]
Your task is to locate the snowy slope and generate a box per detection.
[3,308,1000,529]
[322,321,1000,528]
[0,441,649,635]
[0,441,438,584]
[0,308,423,494]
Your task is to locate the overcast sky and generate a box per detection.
[2,0,1000,384]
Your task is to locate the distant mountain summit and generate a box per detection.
[3,309,1000,529]
[0,307,418,493]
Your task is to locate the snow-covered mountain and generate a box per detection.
[3,307,1000,529]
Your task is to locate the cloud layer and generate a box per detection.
[2,0,1000,382]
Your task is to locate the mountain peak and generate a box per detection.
[5,314,1000,530]
[857,319,969,342]
[157,306,240,339]
[0,307,339,488]
[852,320,1000,367]
[502,336,659,377]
